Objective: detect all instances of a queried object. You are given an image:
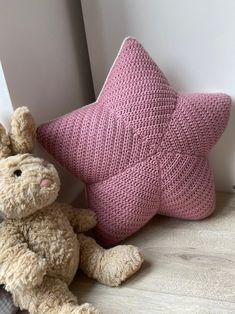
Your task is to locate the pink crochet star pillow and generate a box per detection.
[37,38,231,246]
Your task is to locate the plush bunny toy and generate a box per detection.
[0,107,143,314]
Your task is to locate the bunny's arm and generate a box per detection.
[0,222,47,290]
[56,203,96,232]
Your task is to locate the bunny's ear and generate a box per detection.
[0,123,11,158]
[9,107,36,154]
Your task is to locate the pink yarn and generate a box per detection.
[37,38,231,246]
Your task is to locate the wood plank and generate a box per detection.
[71,276,235,314]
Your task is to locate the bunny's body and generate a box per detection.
[0,108,143,314]
[2,204,80,285]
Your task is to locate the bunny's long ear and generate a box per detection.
[10,107,36,154]
[0,123,11,158]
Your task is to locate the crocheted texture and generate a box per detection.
[37,37,231,246]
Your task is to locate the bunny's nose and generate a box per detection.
[40,178,53,188]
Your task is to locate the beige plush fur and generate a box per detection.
[0,107,144,314]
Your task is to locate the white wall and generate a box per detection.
[82,0,235,192]
[0,0,94,203]
[0,63,14,129]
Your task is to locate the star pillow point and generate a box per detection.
[37,37,231,246]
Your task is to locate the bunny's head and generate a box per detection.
[0,107,60,219]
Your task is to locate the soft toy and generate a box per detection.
[0,107,143,314]
[37,37,231,246]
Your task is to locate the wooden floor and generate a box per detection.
[70,193,235,314]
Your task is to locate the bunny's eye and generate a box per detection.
[14,169,22,177]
